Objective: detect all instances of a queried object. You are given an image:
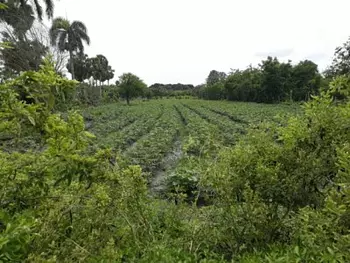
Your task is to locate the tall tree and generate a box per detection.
[327,36,350,77]
[49,17,90,80]
[118,73,147,105]
[105,65,115,85]
[259,57,293,103]
[66,53,91,82]
[224,67,262,102]
[0,1,35,39]
[202,70,227,100]
[0,0,54,20]
[90,55,108,85]
[291,60,321,101]
[206,70,227,86]
[0,1,57,76]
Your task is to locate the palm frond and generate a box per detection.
[44,0,54,18]
[51,17,69,30]
[33,0,43,20]
[71,21,88,32]
[50,17,69,46]
[75,38,84,53]
[75,28,90,45]
[71,21,90,45]
[21,0,54,19]
[49,17,90,54]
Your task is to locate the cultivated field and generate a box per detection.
[84,99,300,194]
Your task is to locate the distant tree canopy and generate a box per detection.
[149,83,194,91]
[198,70,227,100]
[224,66,261,102]
[149,83,194,97]
[89,55,114,85]
[66,53,114,85]
[199,57,322,103]
[291,60,321,101]
[206,70,227,86]
[66,53,90,82]
[118,73,147,105]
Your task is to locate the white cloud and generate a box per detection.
[49,0,350,85]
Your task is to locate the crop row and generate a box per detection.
[125,105,182,172]
[86,103,164,150]
[163,104,223,201]
[182,103,245,145]
[102,108,164,150]
[185,100,300,124]
[201,106,248,124]
[175,104,219,155]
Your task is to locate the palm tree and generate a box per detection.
[23,0,54,20]
[0,1,35,40]
[1,0,54,20]
[49,17,90,80]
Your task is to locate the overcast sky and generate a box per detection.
[51,0,350,85]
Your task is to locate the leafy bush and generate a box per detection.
[197,76,350,260]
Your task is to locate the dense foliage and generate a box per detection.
[326,36,350,77]
[199,57,322,103]
[0,1,54,75]
[117,73,148,105]
[0,35,47,73]
[0,0,54,21]
[66,53,114,85]
[149,83,195,98]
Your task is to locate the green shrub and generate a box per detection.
[198,76,350,260]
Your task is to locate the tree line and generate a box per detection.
[148,39,350,103]
[197,58,323,103]
[196,36,350,103]
[148,83,194,98]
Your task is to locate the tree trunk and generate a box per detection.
[99,84,102,100]
[69,49,75,80]
[126,96,130,105]
[69,49,77,100]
